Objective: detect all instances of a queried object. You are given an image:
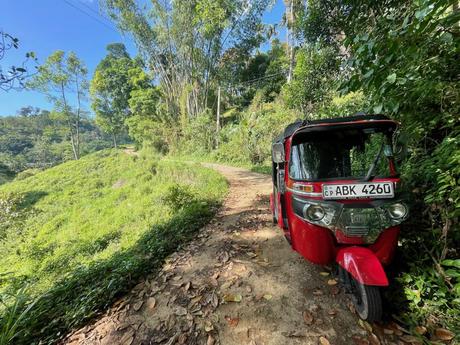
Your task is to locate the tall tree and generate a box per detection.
[90,44,135,148]
[28,51,88,160]
[100,0,271,120]
[125,66,162,149]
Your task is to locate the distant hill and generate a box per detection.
[0,111,127,173]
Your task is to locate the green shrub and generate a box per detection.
[0,192,26,240]
[215,97,299,165]
[14,169,41,181]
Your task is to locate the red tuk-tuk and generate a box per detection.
[270,114,408,321]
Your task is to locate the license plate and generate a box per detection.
[322,182,394,200]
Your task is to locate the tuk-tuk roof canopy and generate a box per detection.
[274,114,397,144]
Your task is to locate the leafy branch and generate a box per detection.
[0,30,38,92]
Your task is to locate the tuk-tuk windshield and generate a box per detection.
[289,128,395,181]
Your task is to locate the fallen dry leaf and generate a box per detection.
[320,272,330,277]
[327,279,338,286]
[310,304,320,313]
[328,309,337,316]
[133,300,144,312]
[209,277,219,287]
[303,311,314,325]
[224,315,239,328]
[211,293,219,308]
[204,321,214,332]
[386,322,403,336]
[352,335,370,345]
[177,333,187,345]
[414,326,426,335]
[146,297,156,310]
[221,251,230,263]
[207,334,215,345]
[223,293,242,303]
[347,301,356,314]
[120,329,135,345]
[399,335,421,343]
[435,327,455,341]
[358,319,373,333]
[382,328,394,335]
[257,261,270,267]
[319,336,330,345]
[175,306,187,316]
[263,294,273,300]
[368,333,380,345]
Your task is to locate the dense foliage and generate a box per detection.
[291,0,460,332]
[0,150,227,344]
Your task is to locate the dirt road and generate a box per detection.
[64,164,393,345]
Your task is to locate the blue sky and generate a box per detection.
[0,0,286,116]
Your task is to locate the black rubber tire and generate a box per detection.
[351,280,382,322]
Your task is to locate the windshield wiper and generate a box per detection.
[363,142,384,182]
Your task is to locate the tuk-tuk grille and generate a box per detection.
[344,226,369,237]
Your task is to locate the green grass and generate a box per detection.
[0,149,227,344]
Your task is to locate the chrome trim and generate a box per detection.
[286,187,322,197]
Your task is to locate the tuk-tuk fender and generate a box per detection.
[336,247,389,286]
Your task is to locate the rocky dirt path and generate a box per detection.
[63,164,407,345]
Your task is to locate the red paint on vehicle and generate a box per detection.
[336,247,389,286]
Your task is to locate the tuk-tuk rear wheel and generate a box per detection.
[349,277,382,322]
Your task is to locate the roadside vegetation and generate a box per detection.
[0,149,227,344]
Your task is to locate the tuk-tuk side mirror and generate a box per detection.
[272,142,285,163]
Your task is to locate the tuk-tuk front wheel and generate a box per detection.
[349,277,382,322]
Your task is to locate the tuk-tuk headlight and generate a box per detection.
[304,205,325,221]
[387,202,408,220]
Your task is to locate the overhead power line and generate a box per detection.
[223,72,286,88]
[75,0,116,26]
[63,0,118,33]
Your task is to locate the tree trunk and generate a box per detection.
[112,133,118,148]
[216,86,221,149]
[74,74,82,160]
[61,82,79,160]
[70,132,79,160]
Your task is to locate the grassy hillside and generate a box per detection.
[0,149,227,344]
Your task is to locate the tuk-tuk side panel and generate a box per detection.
[283,136,335,264]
